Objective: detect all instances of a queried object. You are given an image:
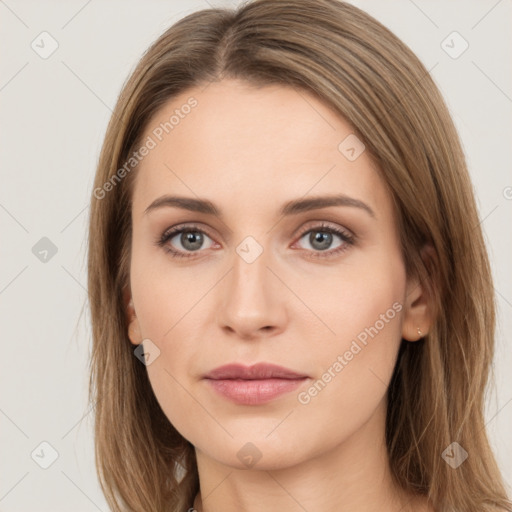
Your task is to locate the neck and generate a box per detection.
[191,400,428,512]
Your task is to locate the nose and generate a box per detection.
[216,243,287,340]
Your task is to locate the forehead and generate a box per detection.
[131,79,391,222]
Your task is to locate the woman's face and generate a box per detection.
[127,78,424,470]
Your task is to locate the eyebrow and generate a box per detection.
[144,194,376,219]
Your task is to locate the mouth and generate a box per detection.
[203,362,310,405]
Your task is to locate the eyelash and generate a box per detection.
[154,222,355,260]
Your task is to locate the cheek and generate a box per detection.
[290,311,401,461]
[299,301,403,411]
[129,249,216,441]
[130,239,212,340]
[291,252,405,415]
[292,247,405,352]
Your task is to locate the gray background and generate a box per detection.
[1,0,511,509]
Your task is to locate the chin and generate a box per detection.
[195,433,315,472]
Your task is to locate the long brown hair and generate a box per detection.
[87,0,512,510]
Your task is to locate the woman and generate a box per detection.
[87,0,512,510]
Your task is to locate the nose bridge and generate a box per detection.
[231,234,273,304]
[216,233,286,336]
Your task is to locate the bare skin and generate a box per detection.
[126,78,434,512]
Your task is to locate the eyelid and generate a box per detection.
[160,222,216,241]
[294,220,353,239]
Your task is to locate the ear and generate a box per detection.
[401,244,436,342]
[123,286,143,346]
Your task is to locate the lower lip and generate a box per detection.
[204,378,308,405]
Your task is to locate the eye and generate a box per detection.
[293,222,355,259]
[155,224,216,258]
[155,222,355,260]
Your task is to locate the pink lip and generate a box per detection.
[203,363,309,405]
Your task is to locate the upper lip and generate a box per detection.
[203,363,308,380]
